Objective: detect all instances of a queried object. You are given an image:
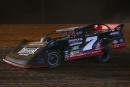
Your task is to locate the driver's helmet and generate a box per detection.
[76,29,83,36]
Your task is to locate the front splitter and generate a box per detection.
[3,58,48,68]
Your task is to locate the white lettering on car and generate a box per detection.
[110,31,120,35]
[68,38,83,46]
[18,47,39,55]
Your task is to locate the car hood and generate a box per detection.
[8,39,49,60]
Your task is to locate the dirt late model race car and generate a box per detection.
[3,24,126,68]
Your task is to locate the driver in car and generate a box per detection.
[75,29,84,37]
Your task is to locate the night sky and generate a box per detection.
[0,0,43,24]
[0,0,130,24]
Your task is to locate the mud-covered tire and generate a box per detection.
[96,46,110,63]
[47,50,61,67]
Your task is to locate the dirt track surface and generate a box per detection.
[0,24,130,87]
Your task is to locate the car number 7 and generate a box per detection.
[83,36,98,51]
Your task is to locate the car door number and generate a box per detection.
[83,36,98,51]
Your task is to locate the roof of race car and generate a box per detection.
[56,26,85,32]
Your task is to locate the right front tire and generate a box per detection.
[47,50,61,67]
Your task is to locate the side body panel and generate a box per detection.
[56,35,103,61]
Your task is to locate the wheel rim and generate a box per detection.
[48,54,58,65]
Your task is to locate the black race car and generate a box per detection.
[3,24,126,68]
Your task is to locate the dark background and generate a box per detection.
[0,0,130,24]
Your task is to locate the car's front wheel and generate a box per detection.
[96,46,110,63]
[47,50,61,67]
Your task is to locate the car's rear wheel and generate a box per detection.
[96,46,110,63]
[47,50,61,67]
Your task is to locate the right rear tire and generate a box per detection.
[96,46,110,63]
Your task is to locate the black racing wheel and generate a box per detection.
[47,49,61,67]
[96,46,110,63]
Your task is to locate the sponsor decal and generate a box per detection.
[119,38,124,43]
[115,27,121,30]
[113,40,118,44]
[103,37,107,40]
[70,52,74,57]
[64,50,69,58]
[80,52,84,56]
[95,44,101,50]
[66,49,102,59]
[74,50,80,54]
[92,50,98,54]
[68,38,83,46]
[71,45,79,51]
[110,31,120,35]
[18,47,39,56]
[111,38,125,49]
[113,43,125,48]
[70,50,80,57]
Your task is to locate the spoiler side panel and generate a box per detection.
[96,24,126,49]
[110,24,125,49]
[93,24,124,31]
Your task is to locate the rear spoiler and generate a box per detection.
[93,24,124,31]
